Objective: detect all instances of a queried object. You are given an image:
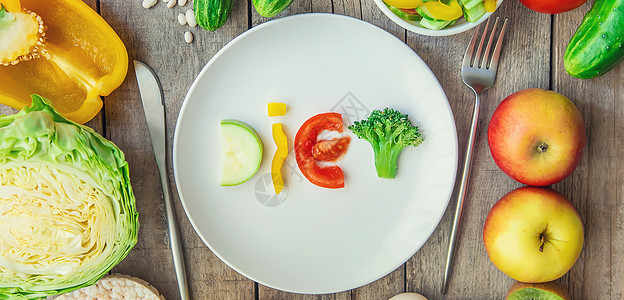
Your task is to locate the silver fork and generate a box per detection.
[441,16,508,295]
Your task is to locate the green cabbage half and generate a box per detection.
[0,95,138,299]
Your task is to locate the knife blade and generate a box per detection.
[134,60,190,300]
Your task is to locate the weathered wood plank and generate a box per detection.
[552,2,624,299]
[404,1,551,299]
[99,0,254,299]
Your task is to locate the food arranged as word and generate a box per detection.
[294,113,350,189]
[220,107,425,191]
[194,0,233,31]
[0,96,138,299]
[0,0,128,124]
[220,119,264,186]
[483,187,584,283]
[349,108,424,179]
[253,0,294,17]
[488,89,585,186]
[506,281,571,300]
[382,0,497,30]
[564,0,624,79]
[518,0,587,14]
[53,274,164,300]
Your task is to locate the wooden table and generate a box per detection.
[6,0,622,299]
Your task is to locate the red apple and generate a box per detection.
[483,187,584,283]
[488,88,586,186]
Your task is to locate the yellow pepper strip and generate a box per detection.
[0,0,128,124]
[382,0,424,9]
[271,123,288,195]
[0,0,20,12]
[484,0,497,12]
[267,102,287,117]
[421,0,463,21]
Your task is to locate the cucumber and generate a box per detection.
[385,3,422,21]
[194,0,233,31]
[420,18,452,30]
[415,5,437,21]
[220,120,264,186]
[564,0,624,79]
[460,0,483,11]
[252,0,294,18]
[464,2,486,23]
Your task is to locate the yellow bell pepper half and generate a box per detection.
[0,0,20,12]
[271,123,288,195]
[421,0,463,21]
[0,0,128,124]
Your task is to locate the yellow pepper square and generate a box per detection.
[267,102,287,117]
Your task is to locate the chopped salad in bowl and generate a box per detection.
[374,0,502,36]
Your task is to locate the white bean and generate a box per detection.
[142,0,157,9]
[186,9,197,27]
[178,0,187,6]
[184,31,194,44]
[167,0,176,8]
[177,13,187,25]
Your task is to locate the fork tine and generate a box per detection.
[488,17,508,71]
[472,17,491,67]
[462,22,482,68]
[481,17,500,69]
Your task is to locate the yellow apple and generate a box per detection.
[483,186,583,283]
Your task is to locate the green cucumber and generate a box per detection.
[420,18,452,30]
[564,0,624,79]
[220,120,264,186]
[252,0,294,18]
[415,5,437,21]
[459,0,483,11]
[385,3,422,21]
[463,2,486,23]
[194,0,233,31]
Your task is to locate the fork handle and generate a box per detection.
[441,92,481,295]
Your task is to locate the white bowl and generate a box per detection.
[373,0,503,36]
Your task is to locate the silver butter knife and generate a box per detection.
[134,60,190,300]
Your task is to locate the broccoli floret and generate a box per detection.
[348,108,424,178]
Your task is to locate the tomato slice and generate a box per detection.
[294,113,347,189]
[312,137,350,162]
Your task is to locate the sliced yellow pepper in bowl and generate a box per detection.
[421,0,463,21]
[0,0,128,124]
[484,0,497,12]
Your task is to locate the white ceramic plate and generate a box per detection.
[373,0,503,36]
[173,14,458,294]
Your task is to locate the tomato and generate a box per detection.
[383,0,424,9]
[518,0,587,14]
[294,113,348,189]
[312,137,351,162]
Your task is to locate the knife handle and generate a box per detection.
[159,166,191,300]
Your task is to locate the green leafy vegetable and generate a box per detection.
[0,95,138,299]
[348,108,424,179]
